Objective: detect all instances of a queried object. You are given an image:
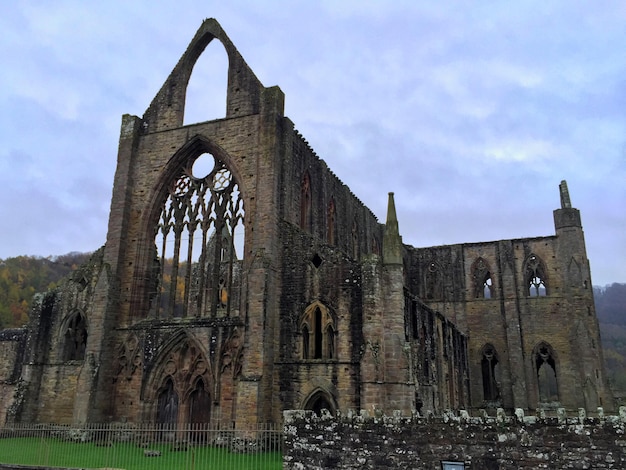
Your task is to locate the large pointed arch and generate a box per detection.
[142,18,265,132]
[183,38,229,125]
[142,330,214,424]
[130,136,247,321]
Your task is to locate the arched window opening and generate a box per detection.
[189,378,211,425]
[61,311,88,361]
[481,345,500,402]
[314,308,323,359]
[536,344,558,403]
[351,221,359,260]
[300,172,311,230]
[472,258,494,299]
[302,324,310,359]
[425,262,443,301]
[153,151,244,319]
[525,254,547,296]
[327,198,336,245]
[411,302,419,340]
[157,378,179,426]
[326,325,335,359]
[300,303,336,361]
[371,237,380,255]
[183,39,228,125]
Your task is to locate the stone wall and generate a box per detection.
[284,409,626,469]
[0,329,27,426]
[403,211,611,413]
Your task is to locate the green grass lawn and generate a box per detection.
[0,437,282,469]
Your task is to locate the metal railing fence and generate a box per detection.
[0,422,282,470]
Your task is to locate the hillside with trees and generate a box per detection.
[595,283,626,392]
[0,252,91,328]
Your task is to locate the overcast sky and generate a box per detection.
[0,1,624,286]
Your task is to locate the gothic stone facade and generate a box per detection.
[0,19,611,427]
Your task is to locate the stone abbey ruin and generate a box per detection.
[0,19,612,427]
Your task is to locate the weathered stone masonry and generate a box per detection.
[284,409,626,469]
[0,19,612,429]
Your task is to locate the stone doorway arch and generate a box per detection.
[304,389,337,416]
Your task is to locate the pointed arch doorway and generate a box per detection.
[304,390,336,416]
[145,333,215,426]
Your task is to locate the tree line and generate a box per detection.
[595,283,626,391]
[0,252,91,328]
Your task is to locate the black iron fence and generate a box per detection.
[0,422,282,469]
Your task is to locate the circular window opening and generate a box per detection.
[191,152,215,179]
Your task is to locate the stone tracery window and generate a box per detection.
[525,254,547,297]
[153,151,244,318]
[61,311,88,361]
[300,303,336,360]
[472,257,494,299]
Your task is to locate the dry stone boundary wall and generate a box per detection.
[284,408,626,469]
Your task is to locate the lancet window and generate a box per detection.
[481,344,500,401]
[189,378,211,424]
[525,254,547,297]
[535,343,558,403]
[327,197,336,245]
[425,262,444,301]
[61,311,88,361]
[301,303,336,360]
[153,151,244,318]
[300,171,311,230]
[351,221,359,260]
[157,378,179,425]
